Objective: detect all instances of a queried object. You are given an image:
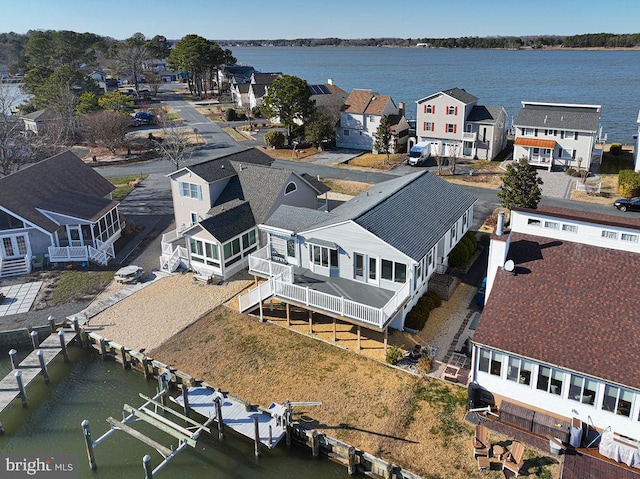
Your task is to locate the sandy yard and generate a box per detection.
[86,273,253,352]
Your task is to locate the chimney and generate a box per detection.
[327,78,333,85]
[496,211,505,236]
[239,164,244,171]
[399,102,405,117]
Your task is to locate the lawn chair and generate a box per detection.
[31,252,45,271]
[502,441,525,476]
[474,424,490,458]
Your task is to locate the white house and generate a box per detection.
[473,206,640,444]
[308,79,348,124]
[159,148,328,280]
[415,87,507,160]
[512,102,604,171]
[238,171,476,340]
[336,89,409,153]
[0,151,122,277]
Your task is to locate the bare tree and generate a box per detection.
[81,111,131,154]
[434,153,445,176]
[151,108,195,170]
[449,144,460,175]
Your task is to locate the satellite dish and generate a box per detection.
[504,260,515,273]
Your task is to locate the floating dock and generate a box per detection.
[174,386,287,448]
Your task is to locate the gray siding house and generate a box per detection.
[160,148,327,280]
[0,151,122,277]
[238,171,476,341]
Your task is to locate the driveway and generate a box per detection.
[303,149,364,166]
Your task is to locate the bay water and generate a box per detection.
[231,46,640,143]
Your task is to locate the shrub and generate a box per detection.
[236,112,247,121]
[416,356,434,375]
[618,169,640,197]
[386,345,404,365]
[264,130,285,149]
[224,108,236,121]
[426,291,442,309]
[566,168,576,176]
[449,241,470,268]
[405,291,442,331]
[464,231,478,252]
[609,143,623,156]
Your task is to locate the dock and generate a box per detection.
[0,325,76,433]
[174,386,287,449]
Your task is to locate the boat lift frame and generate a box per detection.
[81,375,214,478]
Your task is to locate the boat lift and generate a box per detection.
[81,376,214,478]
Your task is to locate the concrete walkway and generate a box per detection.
[0,282,43,317]
[500,159,575,199]
[304,149,364,166]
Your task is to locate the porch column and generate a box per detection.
[308,310,313,334]
[383,327,388,353]
[286,303,291,327]
[357,325,361,351]
[259,301,264,322]
[333,318,336,343]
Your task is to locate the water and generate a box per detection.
[0,349,347,478]
[230,46,640,142]
[0,83,29,114]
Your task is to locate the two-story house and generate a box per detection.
[160,148,328,280]
[473,206,640,447]
[512,101,604,171]
[0,151,122,277]
[335,89,410,153]
[415,87,507,160]
[238,171,476,342]
[308,79,348,124]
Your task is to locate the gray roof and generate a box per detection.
[252,73,280,84]
[442,88,478,105]
[200,202,255,243]
[0,150,116,233]
[466,105,504,124]
[237,83,250,93]
[300,173,330,194]
[265,172,476,261]
[514,102,601,132]
[250,84,268,98]
[185,148,273,183]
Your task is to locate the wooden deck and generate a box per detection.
[0,329,76,412]
[174,386,286,448]
[563,448,640,479]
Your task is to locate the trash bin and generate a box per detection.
[569,418,583,448]
[549,437,563,455]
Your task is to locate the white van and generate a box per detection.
[407,142,431,166]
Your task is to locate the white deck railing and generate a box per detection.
[238,277,275,312]
[248,253,293,283]
[48,246,89,262]
[462,132,477,141]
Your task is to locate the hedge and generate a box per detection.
[618,169,640,198]
[404,291,442,331]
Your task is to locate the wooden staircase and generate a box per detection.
[0,257,29,278]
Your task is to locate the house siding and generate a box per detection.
[170,171,222,231]
[266,173,320,218]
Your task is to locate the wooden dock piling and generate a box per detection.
[58,331,69,362]
[48,315,56,334]
[143,455,153,479]
[120,346,128,369]
[158,371,169,407]
[9,349,17,370]
[37,350,49,384]
[30,330,39,350]
[15,371,27,407]
[181,385,190,418]
[347,446,357,475]
[99,339,107,359]
[72,317,82,348]
[311,430,320,457]
[253,415,261,457]
[81,420,97,470]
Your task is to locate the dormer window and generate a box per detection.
[285,181,297,195]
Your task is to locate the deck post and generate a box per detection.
[81,420,96,470]
[181,385,190,418]
[333,318,336,342]
[99,339,107,359]
[120,346,128,369]
[58,331,69,362]
[143,455,153,479]
[311,430,319,457]
[383,327,388,353]
[15,371,27,407]
[48,315,56,333]
[37,349,49,384]
[286,303,290,326]
[308,310,313,334]
[9,348,17,370]
[72,317,82,347]
[268,425,273,446]
[30,330,39,350]
[253,415,261,457]
[214,397,224,439]
[357,326,361,351]
[259,301,264,322]
[347,446,357,475]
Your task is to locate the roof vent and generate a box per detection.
[239,164,243,171]
[221,164,225,169]
[561,115,564,121]
[543,115,548,124]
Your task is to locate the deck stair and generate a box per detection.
[0,257,29,277]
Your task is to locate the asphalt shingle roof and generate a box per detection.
[0,150,116,233]
[514,103,601,132]
[186,149,273,183]
[467,105,503,124]
[200,202,255,243]
[474,231,640,390]
[442,87,478,104]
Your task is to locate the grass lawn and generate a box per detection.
[150,305,560,479]
[321,178,372,196]
[108,174,149,202]
[347,153,407,170]
[258,145,320,161]
[48,271,114,306]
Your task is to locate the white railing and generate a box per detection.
[252,245,269,260]
[96,239,115,258]
[160,246,187,272]
[382,280,411,319]
[162,228,182,245]
[48,246,89,262]
[248,254,294,283]
[462,132,477,141]
[88,245,109,266]
[576,181,602,194]
[238,277,275,312]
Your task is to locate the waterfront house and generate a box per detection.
[0,151,122,277]
[218,65,257,87]
[248,72,281,111]
[231,83,251,109]
[159,148,328,280]
[512,101,604,171]
[336,89,410,153]
[308,79,348,124]
[415,87,507,161]
[473,206,640,442]
[238,171,476,341]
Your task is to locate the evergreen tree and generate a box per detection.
[374,115,392,164]
[498,157,544,209]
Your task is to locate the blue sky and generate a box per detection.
[3,0,639,40]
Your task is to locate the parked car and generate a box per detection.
[614,197,640,212]
[131,111,156,127]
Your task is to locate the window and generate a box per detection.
[527,219,541,226]
[425,104,434,114]
[463,211,468,229]
[179,182,202,200]
[427,250,434,271]
[310,245,338,268]
[414,264,421,290]
[190,212,198,225]
[424,122,434,131]
[369,115,375,122]
[524,128,535,136]
[190,238,204,256]
[190,238,220,267]
[603,385,633,417]
[537,366,564,395]
[506,357,533,385]
[622,233,638,243]
[447,106,457,115]
[223,238,241,259]
[242,230,256,249]
[344,130,349,136]
[450,224,457,247]
[562,224,577,233]
[286,238,295,257]
[478,349,502,376]
[601,230,618,240]
[568,375,597,405]
[394,263,406,283]
[285,182,297,195]
[544,221,558,229]
[478,349,491,373]
[380,259,406,282]
[369,257,377,280]
[446,123,456,133]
